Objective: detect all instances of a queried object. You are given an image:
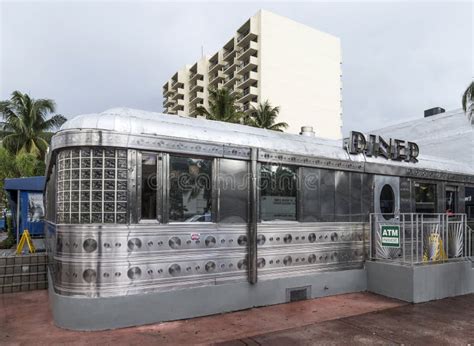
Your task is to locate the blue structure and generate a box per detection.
[4,176,46,239]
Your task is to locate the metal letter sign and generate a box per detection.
[380,225,400,248]
[343,131,419,163]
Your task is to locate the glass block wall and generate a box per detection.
[57,148,128,224]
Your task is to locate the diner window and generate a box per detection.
[380,184,395,220]
[465,187,474,220]
[169,156,213,222]
[141,153,157,220]
[219,159,249,223]
[414,182,437,213]
[260,164,297,221]
[445,186,458,214]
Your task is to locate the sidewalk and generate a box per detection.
[1,289,472,345]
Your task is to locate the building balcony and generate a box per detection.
[163,98,176,108]
[171,88,185,100]
[237,56,258,75]
[230,86,241,98]
[209,70,225,86]
[189,91,204,105]
[237,40,258,60]
[242,101,258,112]
[163,88,174,97]
[223,58,240,75]
[223,48,237,61]
[237,31,258,47]
[171,99,185,111]
[238,86,258,103]
[237,71,258,89]
[223,74,242,89]
[190,79,205,93]
[171,80,184,89]
[209,62,222,75]
[189,72,203,84]
[189,104,204,117]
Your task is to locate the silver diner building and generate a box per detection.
[44,108,474,330]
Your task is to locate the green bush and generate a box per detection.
[0,216,16,249]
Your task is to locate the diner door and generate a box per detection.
[373,175,400,259]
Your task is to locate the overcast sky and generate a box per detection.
[1,1,472,137]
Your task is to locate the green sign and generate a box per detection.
[381,225,400,248]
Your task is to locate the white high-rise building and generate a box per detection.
[162,10,343,139]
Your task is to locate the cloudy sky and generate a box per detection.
[1,1,472,136]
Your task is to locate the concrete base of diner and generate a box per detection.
[48,268,367,331]
[366,260,474,303]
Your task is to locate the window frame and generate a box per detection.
[258,162,299,223]
[137,151,164,224]
[166,154,217,224]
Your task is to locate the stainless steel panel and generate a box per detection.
[361,174,373,221]
[301,167,321,222]
[335,171,350,222]
[350,173,363,222]
[320,170,335,222]
[218,159,249,223]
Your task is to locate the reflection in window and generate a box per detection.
[465,187,474,221]
[445,186,457,214]
[141,154,157,220]
[380,184,395,220]
[260,164,297,221]
[415,182,437,213]
[169,156,212,222]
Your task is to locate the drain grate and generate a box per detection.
[286,286,311,302]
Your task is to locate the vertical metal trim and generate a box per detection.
[248,147,258,284]
[212,158,219,223]
[131,150,140,224]
[162,153,169,224]
[156,153,164,224]
[297,167,304,221]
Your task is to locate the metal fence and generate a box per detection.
[370,213,471,265]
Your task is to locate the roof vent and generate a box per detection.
[424,107,445,118]
[300,126,315,137]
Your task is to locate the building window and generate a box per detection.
[141,153,157,220]
[465,187,474,220]
[169,156,213,222]
[445,186,458,214]
[219,159,249,223]
[56,147,128,224]
[414,182,437,213]
[260,164,297,221]
[380,184,395,220]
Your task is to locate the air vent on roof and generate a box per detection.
[300,126,315,137]
[424,107,445,118]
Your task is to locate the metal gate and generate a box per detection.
[370,213,471,265]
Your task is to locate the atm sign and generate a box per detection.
[381,225,400,248]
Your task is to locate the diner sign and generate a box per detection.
[344,131,419,163]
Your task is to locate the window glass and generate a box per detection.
[219,159,249,223]
[260,164,297,221]
[445,186,457,214]
[380,184,395,220]
[415,182,437,213]
[141,153,157,220]
[465,187,474,220]
[169,156,212,222]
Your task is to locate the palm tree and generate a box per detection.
[462,81,473,120]
[196,88,244,123]
[0,91,66,158]
[245,100,288,132]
